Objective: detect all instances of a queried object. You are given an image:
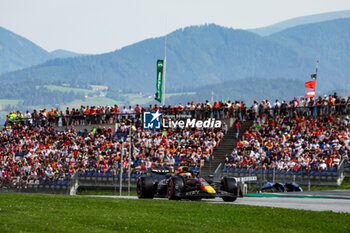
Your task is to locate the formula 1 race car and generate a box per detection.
[136,166,243,202]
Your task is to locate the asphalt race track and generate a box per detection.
[207,196,350,213]
[86,190,350,213]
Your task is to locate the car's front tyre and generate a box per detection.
[167,177,184,200]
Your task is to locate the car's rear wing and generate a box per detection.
[235,176,257,196]
[149,168,174,175]
[235,176,257,183]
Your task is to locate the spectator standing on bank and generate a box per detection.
[234,120,241,139]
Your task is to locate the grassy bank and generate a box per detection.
[0,193,349,232]
[77,187,137,196]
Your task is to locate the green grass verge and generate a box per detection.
[0,193,349,233]
[77,187,137,196]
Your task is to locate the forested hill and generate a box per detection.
[249,9,350,36]
[0,26,82,74]
[166,78,306,105]
[0,25,312,93]
[0,26,52,74]
[268,18,350,92]
[1,18,349,95]
[50,49,83,59]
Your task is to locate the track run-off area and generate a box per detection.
[85,190,350,213]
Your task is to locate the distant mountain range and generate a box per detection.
[249,9,350,36]
[0,26,52,74]
[0,10,349,113]
[50,49,84,59]
[0,25,309,92]
[268,18,350,92]
[0,26,82,74]
[1,17,350,94]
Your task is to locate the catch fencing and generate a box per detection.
[5,104,350,128]
[221,158,346,192]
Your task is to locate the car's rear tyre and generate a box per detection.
[168,177,184,200]
[221,177,237,202]
[137,176,155,199]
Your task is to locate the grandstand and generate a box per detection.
[0,95,349,195]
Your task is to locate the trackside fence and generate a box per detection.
[5,104,350,128]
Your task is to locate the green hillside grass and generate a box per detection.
[44,85,95,95]
[166,92,196,97]
[166,78,305,105]
[0,99,22,106]
[118,92,196,106]
[0,99,22,112]
[120,93,151,106]
[0,193,349,233]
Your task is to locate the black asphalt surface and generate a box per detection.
[86,189,350,213]
[274,190,350,197]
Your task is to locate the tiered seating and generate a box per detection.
[223,94,350,178]
[0,118,224,188]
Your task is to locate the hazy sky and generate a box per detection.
[1,0,350,54]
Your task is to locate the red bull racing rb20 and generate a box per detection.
[137,166,243,202]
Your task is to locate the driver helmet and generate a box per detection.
[183,172,192,179]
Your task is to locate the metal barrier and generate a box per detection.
[69,172,79,195]
[222,166,344,187]
[213,163,223,181]
[337,158,345,185]
[4,104,350,128]
[0,175,76,195]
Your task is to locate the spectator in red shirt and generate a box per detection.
[234,120,241,139]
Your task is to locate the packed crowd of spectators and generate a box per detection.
[1,94,350,188]
[5,101,240,127]
[5,93,350,128]
[224,94,350,174]
[250,93,350,119]
[0,117,224,188]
